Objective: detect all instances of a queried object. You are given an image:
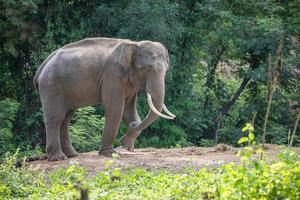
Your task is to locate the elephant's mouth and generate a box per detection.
[128,92,176,132]
[146,93,175,120]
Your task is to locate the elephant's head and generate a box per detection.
[117,40,176,131]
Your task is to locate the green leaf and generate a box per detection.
[248,133,255,141]
[238,137,248,144]
[242,123,254,132]
[242,126,248,132]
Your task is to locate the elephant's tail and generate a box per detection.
[33,51,57,92]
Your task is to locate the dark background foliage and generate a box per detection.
[0,0,299,155]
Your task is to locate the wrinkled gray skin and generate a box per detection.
[33,38,170,161]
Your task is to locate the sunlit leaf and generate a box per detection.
[238,137,248,144]
[248,133,255,141]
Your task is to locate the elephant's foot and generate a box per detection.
[120,135,135,152]
[62,145,79,158]
[99,147,117,157]
[47,152,67,162]
[65,151,79,158]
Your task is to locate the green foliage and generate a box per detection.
[69,107,104,153]
[116,0,183,48]
[0,150,46,199]
[137,120,191,148]
[1,148,299,199]
[0,99,42,159]
[199,139,217,147]
[221,150,300,199]
[0,99,19,156]
[238,123,256,146]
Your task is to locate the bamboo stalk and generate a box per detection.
[287,129,291,146]
[261,39,283,159]
[251,112,257,128]
[289,110,300,150]
[261,54,274,159]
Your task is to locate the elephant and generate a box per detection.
[33,37,176,161]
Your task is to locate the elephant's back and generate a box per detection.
[39,38,123,82]
[61,37,123,51]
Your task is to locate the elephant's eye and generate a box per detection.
[135,64,150,71]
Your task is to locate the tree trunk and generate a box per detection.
[213,77,250,142]
[212,54,260,142]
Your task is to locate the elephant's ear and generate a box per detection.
[118,41,137,72]
[163,46,170,69]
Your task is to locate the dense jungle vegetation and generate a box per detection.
[0,0,299,156]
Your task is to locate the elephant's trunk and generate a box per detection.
[129,75,174,131]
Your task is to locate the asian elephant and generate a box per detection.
[33,37,176,161]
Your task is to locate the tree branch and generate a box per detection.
[212,77,250,141]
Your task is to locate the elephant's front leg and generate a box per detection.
[99,88,125,157]
[120,93,141,152]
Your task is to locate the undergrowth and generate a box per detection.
[0,124,299,199]
[0,149,299,199]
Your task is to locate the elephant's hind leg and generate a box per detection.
[60,110,79,158]
[41,93,67,161]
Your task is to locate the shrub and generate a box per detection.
[69,106,104,152]
[0,99,19,157]
[199,139,217,147]
[137,120,190,148]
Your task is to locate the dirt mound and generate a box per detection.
[29,145,299,173]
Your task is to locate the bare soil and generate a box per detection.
[30,144,300,173]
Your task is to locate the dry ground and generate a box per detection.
[29,144,300,173]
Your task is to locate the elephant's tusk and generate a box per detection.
[147,93,175,120]
[163,104,176,118]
